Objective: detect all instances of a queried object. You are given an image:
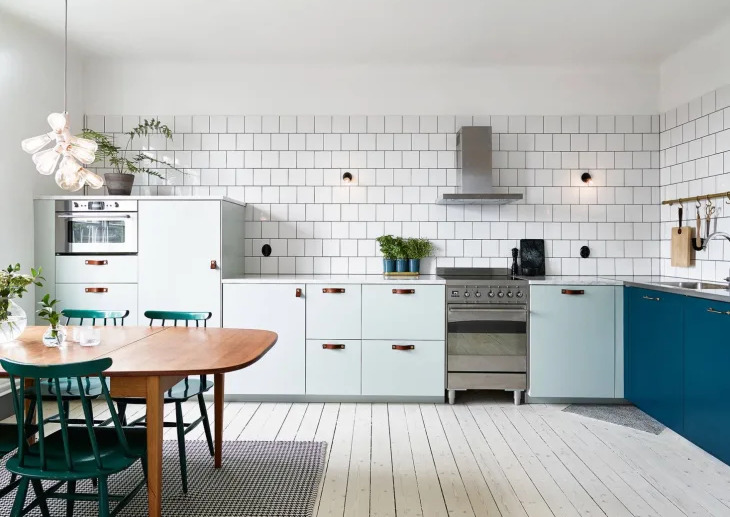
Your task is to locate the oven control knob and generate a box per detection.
[463,291,470,298]
[507,291,514,298]
[487,291,495,298]
[497,291,505,298]
[73,202,79,207]
[475,291,482,298]
[516,291,524,298]
[114,202,119,207]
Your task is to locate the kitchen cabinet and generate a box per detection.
[306,340,361,395]
[529,285,617,399]
[306,284,361,339]
[625,287,684,433]
[56,255,138,284]
[361,340,445,397]
[56,283,138,326]
[362,284,445,340]
[138,200,224,326]
[683,296,730,464]
[223,283,306,395]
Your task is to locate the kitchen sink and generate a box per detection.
[659,281,728,290]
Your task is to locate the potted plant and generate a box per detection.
[405,238,435,274]
[0,265,43,343]
[376,235,398,273]
[38,294,66,347]
[81,118,184,195]
[393,237,409,273]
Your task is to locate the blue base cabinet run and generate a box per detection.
[625,286,730,465]
[683,296,730,465]
[625,287,684,434]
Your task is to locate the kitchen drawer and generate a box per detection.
[361,340,445,397]
[306,284,361,339]
[56,255,138,284]
[306,340,361,395]
[362,285,445,340]
[55,283,138,326]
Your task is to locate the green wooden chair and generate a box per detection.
[115,310,214,494]
[25,310,130,427]
[2,357,147,517]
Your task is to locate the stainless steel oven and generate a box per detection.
[439,267,529,405]
[55,199,138,255]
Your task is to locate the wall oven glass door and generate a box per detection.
[447,304,527,373]
[55,212,138,254]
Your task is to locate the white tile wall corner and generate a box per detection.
[86,113,660,276]
[660,84,730,281]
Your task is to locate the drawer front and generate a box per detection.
[306,340,361,395]
[362,340,445,397]
[362,285,445,340]
[55,283,138,326]
[56,255,138,284]
[306,284,361,339]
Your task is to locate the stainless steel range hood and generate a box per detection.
[437,126,523,205]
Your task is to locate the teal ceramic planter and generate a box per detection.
[409,259,420,273]
[383,259,396,273]
[395,259,409,272]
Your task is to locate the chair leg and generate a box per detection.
[67,480,77,517]
[9,473,16,484]
[24,399,36,428]
[117,401,127,426]
[198,393,215,457]
[63,400,70,419]
[98,476,110,517]
[31,479,51,517]
[10,478,29,517]
[175,402,188,494]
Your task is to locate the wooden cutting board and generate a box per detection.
[671,226,693,267]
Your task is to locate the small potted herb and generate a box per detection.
[37,294,66,347]
[376,235,398,273]
[405,238,434,274]
[393,237,409,273]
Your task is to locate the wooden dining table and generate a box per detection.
[0,325,277,517]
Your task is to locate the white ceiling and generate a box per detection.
[3,0,730,66]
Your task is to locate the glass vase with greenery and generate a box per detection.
[0,265,43,343]
[81,118,185,195]
[38,294,66,347]
[405,238,435,274]
[376,235,398,272]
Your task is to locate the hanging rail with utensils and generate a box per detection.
[662,191,730,206]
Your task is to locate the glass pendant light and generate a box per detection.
[19,0,99,190]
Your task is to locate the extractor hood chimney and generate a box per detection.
[437,126,523,205]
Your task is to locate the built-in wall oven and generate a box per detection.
[438,268,529,405]
[55,200,138,255]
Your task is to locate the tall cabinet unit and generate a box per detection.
[137,199,245,327]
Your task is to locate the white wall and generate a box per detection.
[83,61,659,116]
[660,19,730,112]
[0,11,84,315]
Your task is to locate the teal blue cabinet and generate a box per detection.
[625,287,684,433]
[683,296,730,464]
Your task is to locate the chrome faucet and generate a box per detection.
[703,232,730,288]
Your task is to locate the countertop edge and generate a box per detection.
[34,195,246,207]
[222,275,446,285]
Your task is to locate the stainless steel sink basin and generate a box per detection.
[659,281,728,290]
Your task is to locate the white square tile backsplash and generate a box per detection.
[88,112,662,276]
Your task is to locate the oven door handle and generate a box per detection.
[56,214,132,219]
[447,306,527,322]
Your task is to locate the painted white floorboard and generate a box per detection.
[369,404,396,517]
[389,404,424,517]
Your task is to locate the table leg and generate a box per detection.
[214,373,224,468]
[146,376,164,517]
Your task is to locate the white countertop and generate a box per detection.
[35,195,246,207]
[522,276,623,286]
[222,274,446,285]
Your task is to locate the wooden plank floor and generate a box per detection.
[21,393,730,516]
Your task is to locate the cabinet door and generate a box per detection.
[684,296,730,464]
[306,340,361,395]
[223,284,305,395]
[138,201,221,326]
[362,285,445,340]
[529,286,615,398]
[625,287,684,433]
[361,340,445,397]
[306,284,361,339]
[56,283,138,326]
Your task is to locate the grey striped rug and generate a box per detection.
[0,440,327,516]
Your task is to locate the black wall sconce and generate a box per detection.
[342,172,353,183]
[581,172,593,184]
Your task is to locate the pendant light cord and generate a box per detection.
[64,0,68,113]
